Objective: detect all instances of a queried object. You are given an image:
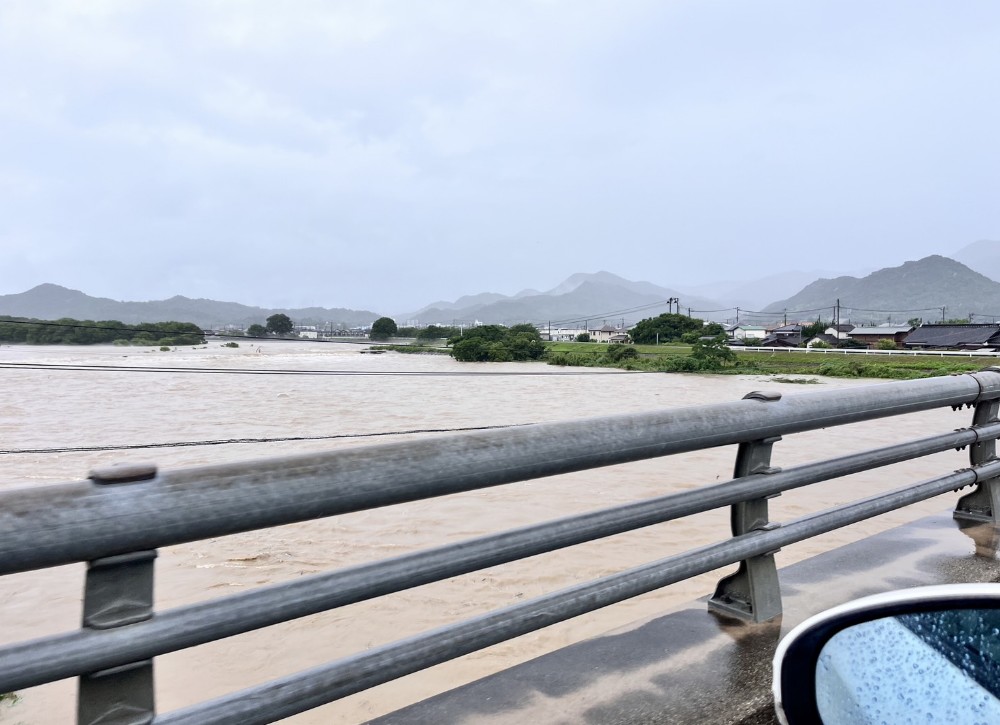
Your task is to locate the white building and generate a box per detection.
[726,324,766,341]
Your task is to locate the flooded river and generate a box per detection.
[0,342,977,723]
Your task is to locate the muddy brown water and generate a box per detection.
[0,342,976,723]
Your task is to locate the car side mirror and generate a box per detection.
[773,584,1000,724]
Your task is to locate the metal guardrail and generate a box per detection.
[4,370,1000,724]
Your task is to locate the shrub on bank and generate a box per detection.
[450,325,545,362]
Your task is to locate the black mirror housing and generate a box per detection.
[773,584,1000,724]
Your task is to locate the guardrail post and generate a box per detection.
[955,397,1000,524]
[708,391,783,623]
[78,464,158,725]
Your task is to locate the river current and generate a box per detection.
[0,342,973,723]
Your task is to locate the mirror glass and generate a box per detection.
[816,608,1000,724]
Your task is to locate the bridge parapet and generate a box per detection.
[3,371,1000,723]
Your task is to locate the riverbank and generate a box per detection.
[403,339,999,380]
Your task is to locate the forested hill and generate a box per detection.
[0,284,381,328]
[762,256,1000,320]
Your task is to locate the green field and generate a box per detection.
[547,343,997,379]
[725,350,996,379]
[543,341,998,379]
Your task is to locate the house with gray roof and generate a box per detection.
[902,324,1000,350]
[849,325,913,348]
[759,324,804,347]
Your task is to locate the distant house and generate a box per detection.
[903,324,1000,350]
[726,324,767,342]
[759,324,803,347]
[543,328,587,342]
[807,334,840,348]
[824,324,854,340]
[848,325,913,348]
[771,323,803,338]
[590,324,630,343]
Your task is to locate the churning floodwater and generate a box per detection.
[0,342,977,723]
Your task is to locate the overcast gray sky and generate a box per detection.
[1,1,997,314]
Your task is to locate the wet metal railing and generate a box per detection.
[4,370,1000,723]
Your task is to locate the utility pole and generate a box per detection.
[783,309,787,326]
[941,307,946,323]
[735,307,740,324]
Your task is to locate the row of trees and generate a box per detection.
[371,319,465,341]
[0,316,205,346]
[395,324,464,340]
[367,313,734,369]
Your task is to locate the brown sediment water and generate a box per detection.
[0,342,974,723]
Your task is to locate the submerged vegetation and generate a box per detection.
[0,316,205,346]
[555,346,993,380]
[540,338,993,379]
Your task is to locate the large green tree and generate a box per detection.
[370,317,398,340]
[247,324,266,337]
[265,313,294,336]
[630,313,703,344]
[449,324,545,362]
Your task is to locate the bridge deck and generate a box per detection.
[373,511,1000,725]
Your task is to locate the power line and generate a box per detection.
[0,424,531,456]
[0,362,644,377]
[846,306,948,314]
[542,299,681,327]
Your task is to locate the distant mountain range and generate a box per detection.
[399,271,724,326]
[763,254,1000,322]
[673,269,872,312]
[4,240,1000,328]
[952,239,1000,284]
[0,284,382,328]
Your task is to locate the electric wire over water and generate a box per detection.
[0,424,530,456]
[0,362,642,377]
